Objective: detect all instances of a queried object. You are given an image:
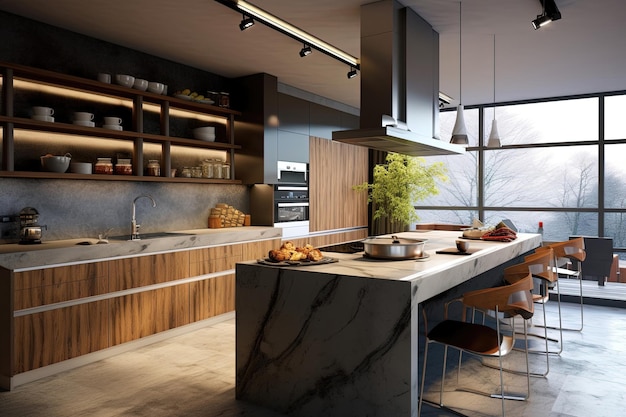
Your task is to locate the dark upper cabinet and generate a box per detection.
[310,103,341,139]
[278,94,309,135]
[277,130,309,163]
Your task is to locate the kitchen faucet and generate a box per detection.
[131,194,157,240]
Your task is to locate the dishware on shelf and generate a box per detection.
[32,106,54,116]
[73,120,95,127]
[73,112,94,121]
[41,153,71,173]
[193,126,216,141]
[133,78,148,91]
[103,116,122,125]
[115,74,135,87]
[103,125,123,130]
[147,81,164,94]
[70,162,92,174]
[31,115,55,122]
[97,73,111,83]
[455,239,470,252]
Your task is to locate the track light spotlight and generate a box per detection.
[347,67,357,79]
[299,44,312,58]
[239,14,254,31]
[531,13,552,29]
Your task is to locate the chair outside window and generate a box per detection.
[419,273,534,417]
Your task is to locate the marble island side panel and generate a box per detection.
[234,231,542,417]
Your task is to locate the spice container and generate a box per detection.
[181,167,192,178]
[202,159,214,178]
[115,158,132,175]
[191,166,203,178]
[222,163,230,179]
[219,92,230,108]
[213,159,223,179]
[94,157,113,174]
[146,160,160,176]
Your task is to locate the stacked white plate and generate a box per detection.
[103,125,123,130]
[74,120,95,127]
[32,115,55,122]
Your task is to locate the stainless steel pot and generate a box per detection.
[362,235,426,260]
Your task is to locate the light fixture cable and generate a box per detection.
[487,34,502,147]
[450,1,468,145]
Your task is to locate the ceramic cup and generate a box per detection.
[133,78,148,91]
[97,73,111,83]
[33,106,54,116]
[104,117,122,125]
[73,112,94,121]
[455,240,470,252]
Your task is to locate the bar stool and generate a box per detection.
[419,272,534,417]
[539,237,586,332]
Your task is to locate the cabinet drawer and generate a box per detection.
[109,251,190,291]
[190,275,235,322]
[189,244,243,276]
[13,300,109,374]
[14,262,109,310]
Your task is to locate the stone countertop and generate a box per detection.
[244,230,542,303]
[0,226,282,271]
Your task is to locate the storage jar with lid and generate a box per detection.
[115,158,132,175]
[147,160,160,176]
[95,157,113,174]
[202,159,214,178]
[191,166,203,178]
[222,163,230,179]
[181,167,192,178]
[213,159,223,179]
[219,92,230,108]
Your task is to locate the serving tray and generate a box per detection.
[257,257,338,267]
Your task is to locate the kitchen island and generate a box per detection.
[235,230,541,417]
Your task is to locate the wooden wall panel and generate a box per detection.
[309,137,369,233]
[13,300,108,373]
[14,262,109,310]
[109,252,189,291]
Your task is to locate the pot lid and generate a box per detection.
[363,236,426,245]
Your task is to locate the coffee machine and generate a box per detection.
[19,207,46,244]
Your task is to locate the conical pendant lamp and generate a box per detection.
[450,1,468,145]
[487,34,502,147]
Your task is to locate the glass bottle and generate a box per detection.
[147,160,161,176]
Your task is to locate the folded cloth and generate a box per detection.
[482,226,517,242]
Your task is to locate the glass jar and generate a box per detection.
[94,157,113,175]
[115,158,132,175]
[147,160,161,176]
[219,92,230,108]
[181,167,192,178]
[191,166,203,178]
[213,159,223,179]
[206,91,219,104]
[202,159,214,178]
[222,163,230,179]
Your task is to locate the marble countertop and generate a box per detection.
[245,230,542,303]
[0,226,282,271]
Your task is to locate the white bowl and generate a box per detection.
[115,74,135,88]
[41,154,71,173]
[133,78,148,91]
[70,162,92,174]
[147,81,164,94]
[193,127,216,141]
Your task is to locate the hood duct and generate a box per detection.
[332,0,464,156]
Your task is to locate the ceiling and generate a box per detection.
[1,0,625,111]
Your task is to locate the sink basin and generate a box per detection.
[109,232,194,241]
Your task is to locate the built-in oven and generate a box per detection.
[274,185,309,223]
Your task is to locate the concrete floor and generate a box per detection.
[1,302,625,417]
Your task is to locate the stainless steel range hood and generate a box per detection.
[332,0,464,156]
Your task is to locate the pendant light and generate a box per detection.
[450,1,468,145]
[487,34,502,148]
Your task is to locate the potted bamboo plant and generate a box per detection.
[354,153,447,235]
